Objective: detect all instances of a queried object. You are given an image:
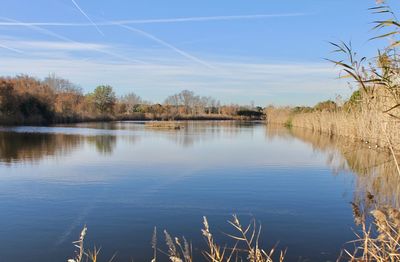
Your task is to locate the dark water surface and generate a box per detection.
[0,121,397,262]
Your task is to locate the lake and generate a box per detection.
[0,121,398,262]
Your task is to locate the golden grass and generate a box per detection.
[339,203,400,262]
[145,121,184,130]
[266,104,400,153]
[66,209,400,262]
[68,216,285,262]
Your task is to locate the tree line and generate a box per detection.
[0,74,264,124]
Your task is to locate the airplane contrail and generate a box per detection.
[71,0,104,36]
[0,42,24,54]
[0,15,215,68]
[0,13,307,27]
[110,13,307,25]
[0,17,146,64]
[120,24,215,69]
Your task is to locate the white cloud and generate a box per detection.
[0,42,24,53]
[0,13,308,27]
[0,54,348,106]
[0,39,108,51]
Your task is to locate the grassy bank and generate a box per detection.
[267,2,400,154]
[266,104,400,151]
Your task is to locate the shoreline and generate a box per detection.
[0,116,265,127]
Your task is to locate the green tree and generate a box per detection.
[314,100,337,112]
[92,85,116,114]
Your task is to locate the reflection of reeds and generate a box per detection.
[266,126,400,261]
[267,126,400,209]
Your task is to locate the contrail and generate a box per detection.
[71,0,104,36]
[0,17,146,64]
[120,24,215,69]
[110,13,307,25]
[0,42,23,54]
[1,15,215,68]
[0,13,308,27]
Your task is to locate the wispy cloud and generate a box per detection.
[71,0,104,36]
[0,13,308,27]
[0,53,347,105]
[0,12,308,69]
[119,24,215,69]
[0,39,107,51]
[0,17,146,64]
[0,42,23,54]
[109,13,308,25]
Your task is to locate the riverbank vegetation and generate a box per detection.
[265,1,400,260]
[68,209,400,262]
[68,216,286,262]
[0,74,264,125]
[4,1,400,261]
[266,2,400,153]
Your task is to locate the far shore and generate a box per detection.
[0,115,265,127]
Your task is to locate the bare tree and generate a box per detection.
[121,92,143,113]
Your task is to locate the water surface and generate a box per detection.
[0,121,398,261]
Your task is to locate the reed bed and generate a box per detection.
[67,216,286,262]
[267,1,400,154]
[145,121,184,130]
[339,203,400,262]
[266,104,400,152]
[66,209,400,262]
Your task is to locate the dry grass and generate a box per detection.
[200,216,286,262]
[340,203,400,262]
[266,1,400,154]
[266,103,400,153]
[67,216,285,262]
[66,210,400,262]
[145,121,184,130]
[153,215,286,262]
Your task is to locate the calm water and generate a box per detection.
[0,121,397,262]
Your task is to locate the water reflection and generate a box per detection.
[164,121,257,147]
[1,121,397,262]
[0,121,258,163]
[0,132,122,162]
[86,135,117,155]
[266,125,400,208]
[0,132,83,164]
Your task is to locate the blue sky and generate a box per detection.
[0,0,394,105]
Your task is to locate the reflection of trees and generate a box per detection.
[161,121,257,147]
[69,121,142,131]
[86,135,117,155]
[266,126,400,208]
[0,131,135,163]
[0,132,83,163]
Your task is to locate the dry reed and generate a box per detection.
[339,203,400,262]
[67,216,285,262]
